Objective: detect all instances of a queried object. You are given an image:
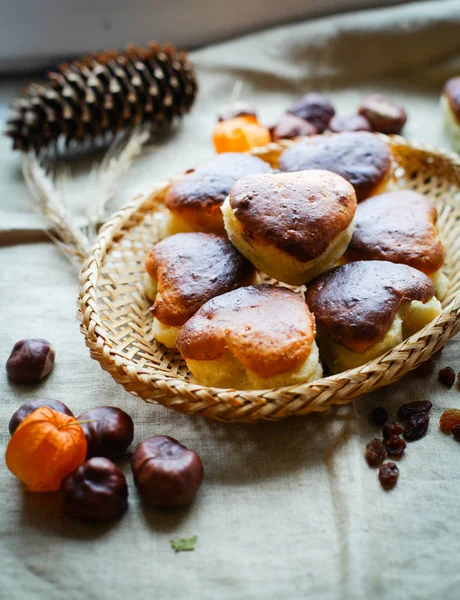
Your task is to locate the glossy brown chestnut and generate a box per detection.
[9,398,74,435]
[218,101,257,122]
[287,92,335,133]
[6,338,55,383]
[358,94,407,134]
[77,406,134,460]
[131,436,203,508]
[271,114,317,141]
[60,457,128,521]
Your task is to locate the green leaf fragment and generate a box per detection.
[170,535,198,553]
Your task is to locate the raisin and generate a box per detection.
[414,358,435,377]
[382,421,404,440]
[365,438,387,467]
[438,367,455,388]
[404,413,429,441]
[397,400,432,421]
[452,425,460,441]
[371,407,388,427]
[439,408,460,433]
[379,462,399,490]
[384,435,406,457]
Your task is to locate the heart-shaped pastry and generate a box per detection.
[164,152,274,235]
[305,261,442,373]
[222,169,356,285]
[345,190,447,299]
[278,132,392,202]
[177,284,322,389]
[145,232,256,348]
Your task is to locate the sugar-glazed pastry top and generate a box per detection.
[164,152,274,233]
[176,284,316,377]
[305,261,435,353]
[346,191,445,275]
[145,233,255,326]
[228,169,356,262]
[278,132,392,202]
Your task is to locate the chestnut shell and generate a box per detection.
[9,398,74,435]
[6,338,55,383]
[358,94,407,134]
[131,436,203,508]
[287,92,335,133]
[271,114,317,141]
[77,406,134,460]
[328,114,372,133]
[60,457,128,521]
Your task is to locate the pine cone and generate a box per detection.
[5,42,198,153]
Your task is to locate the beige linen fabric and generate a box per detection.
[1,1,460,598]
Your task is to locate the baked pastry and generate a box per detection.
[345,190,448,299]
[278,132,392,202]
[176,285,323,389]
[164,152,273,235]
[305,261,442,374]
[144,233,256,348]
[441,76,460,151]
[221,169,356,285]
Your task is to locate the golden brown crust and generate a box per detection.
[278,132,392,202]
[228,170,356,262]
[164,153,274,233]
[444,76,460,122]
[346,191,445,275]
[176,285,315,377]
[305,261,435,352]
[145,233,255,326]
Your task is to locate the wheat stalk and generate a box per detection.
[21,153,91,265]
[85,126,150,239]
[21,127,150,265]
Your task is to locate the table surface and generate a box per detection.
[1,2,460,599]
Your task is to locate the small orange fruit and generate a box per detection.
[213,116,271,153]
[439,408,460,433]
[6,406,87,492]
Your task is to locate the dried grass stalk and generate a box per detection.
[21,153,91,264]
[21,126,150,264]
[85,127,150,239]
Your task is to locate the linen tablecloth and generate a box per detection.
[1,2,460,598]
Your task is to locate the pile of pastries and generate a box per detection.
[144,131,447,390]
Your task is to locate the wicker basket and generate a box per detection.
[78,135,460,422]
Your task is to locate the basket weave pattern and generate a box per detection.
[78,136,460,422]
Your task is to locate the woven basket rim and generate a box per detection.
[78,135,460,418]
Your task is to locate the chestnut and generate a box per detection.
[358,94,407,134]
[218,101,257,122]
[6,338,55,383]
[131,436,203,508]
[77,406,134,460]
[328,114,372,133]
[60,457,128,521]
[271,114,317,141]
[9,398,74,435]
[287,92,335,133]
